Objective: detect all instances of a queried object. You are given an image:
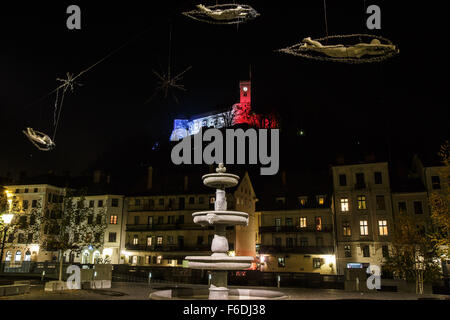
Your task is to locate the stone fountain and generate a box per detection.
[150,164,288,300]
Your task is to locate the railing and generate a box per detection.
[126,223,203,231]
[258,245,335,254]
[259,225,333,233]
[125,244,211,252]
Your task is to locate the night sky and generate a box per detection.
[1,1,448,177]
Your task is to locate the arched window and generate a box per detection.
[5,251,12,261]
[82,251,90,264]
[15,250,22,262]
[93,251,101,264]
[24,250,31,261]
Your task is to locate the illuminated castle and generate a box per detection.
[170,81,254,141]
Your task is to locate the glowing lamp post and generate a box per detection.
[1,213,14,271]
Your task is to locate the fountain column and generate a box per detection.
[185,163,254,300]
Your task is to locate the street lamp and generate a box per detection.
[1,213,14,271]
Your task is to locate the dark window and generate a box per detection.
[313,258,322,269]
[189,197,195,204]
[382,245,389,258]
[285,218,293,227]
[398,201,407,214]
[208,234,214,245]
[414,201,423,214]
[24,188,29,193]
[98,200,104,208]
[278,257,285,267]
[29,215,36,225]
[316,237,324,247]
[33,188,38,193]
[374,172,383,184]
[134,216,139,225]
[135,199,141,206]
[431,176,441,190]
[376,195,386,210]
[157,216,163,224]
[197,236,204,245]
[286,238,294,248]
[27,233,33,243]
[339,174,347,186]
[179,197,185,210]
[89,200,95,208]
[108,232,117,242]
[158,198,164,206]
[87,215,93,224]
[18,233,25,243]
[111,198,119,207]
[362,245,370,257]
[22,200,29,210]
[94,233,101,242]
[300,237,308,247]
[344,245,352,257]
[275,218,281,231]
[96,214,103,225]
[52,194,58,203]
[275,237,282,246]
[48,193,52,202]
[32,200,37,208]
[199,197,205,204]
[15,189,20,193]
[177,215,184,224]
[74,233,79,243]
[356,173,365,188]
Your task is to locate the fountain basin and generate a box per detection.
[192,211,248,226]
[202,173,240,188]
[150,287,289,300]
[185,255,253,270]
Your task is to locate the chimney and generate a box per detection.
[93,170,102,184]
[147,166,153,190]
[184,175,189,191]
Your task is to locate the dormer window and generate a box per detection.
[317,195,325,206]
[298,196,307,207]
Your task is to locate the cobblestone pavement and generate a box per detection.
[1,282,449,300]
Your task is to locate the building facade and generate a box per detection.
[332,162,394,275]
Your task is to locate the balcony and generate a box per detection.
[258,245,334,255]
[126,223,205,231]
[259,225,333,234]
[125,244,211,252]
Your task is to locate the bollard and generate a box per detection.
[208,273,212,286]
[41,270,46,282]
[148,272,152,285]
[277,275,281,288]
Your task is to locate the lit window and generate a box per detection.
[110,215,118,224]
[299,197,307,207]
[317,196,325,206]
[340,198,349,212]
[147,236,152,246]
[360,220,369,236]
[5,251,12,261]
[378,220,388,236]
[157,255,162,264]
[133,235,139,245]
[15,250,22,262]
[357,195,367,210]
[299,217,307,228]
[278,257,285,267]
[315,217,322,231]
[157,236,163,245]
[343,222,351,236]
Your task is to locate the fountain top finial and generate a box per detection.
[216,163,226,174]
